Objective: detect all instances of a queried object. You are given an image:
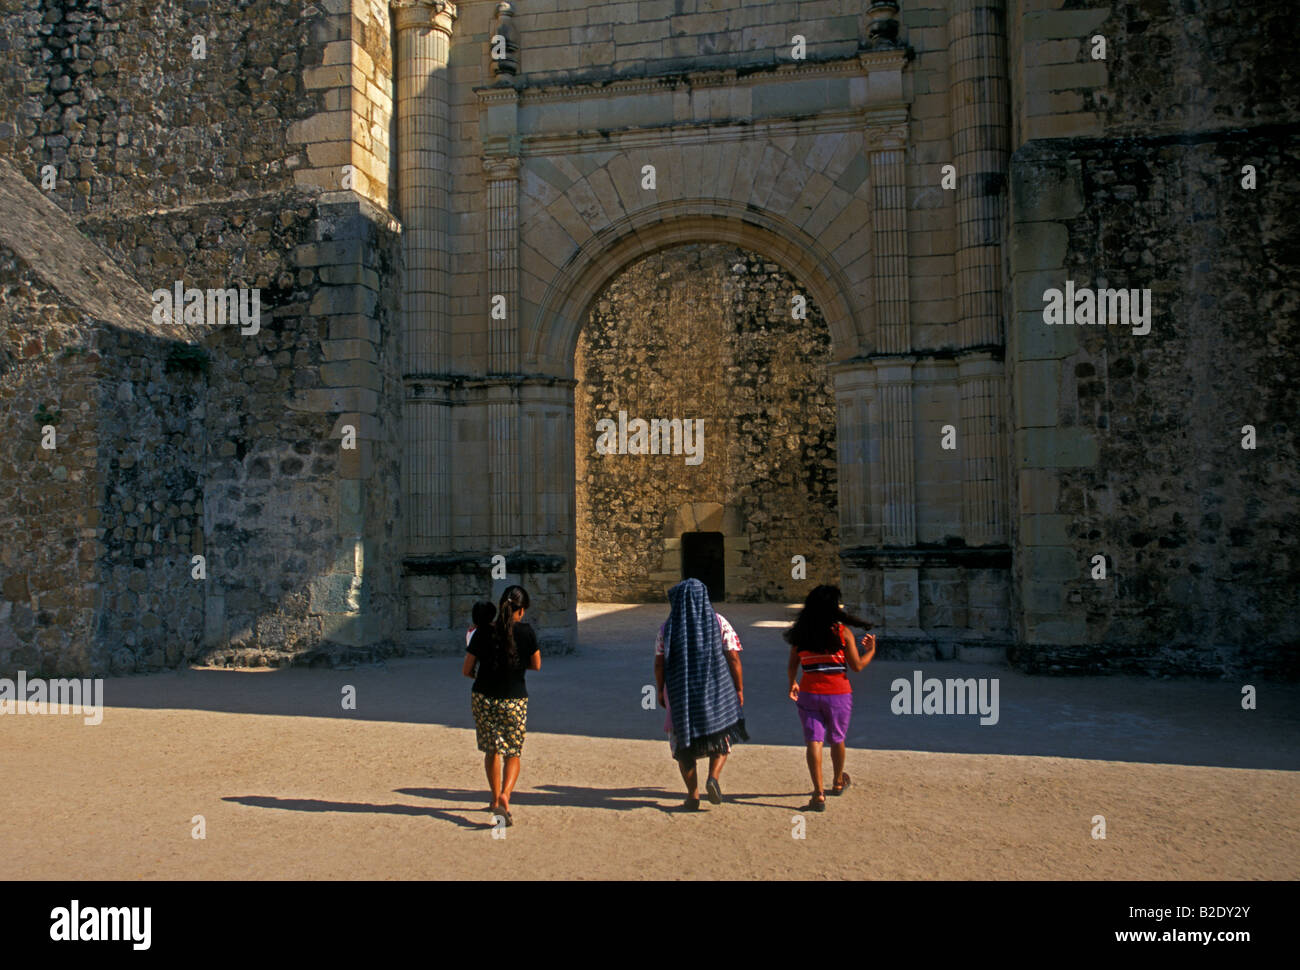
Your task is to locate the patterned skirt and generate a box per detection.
[470,691,528,758]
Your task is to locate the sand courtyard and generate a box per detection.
[3,603,1297,881]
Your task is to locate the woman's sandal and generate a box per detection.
[830,772,852,796]
[802,793,827,812]
[681,796,702,811]
[706,777,723,805]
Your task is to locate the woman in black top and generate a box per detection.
[462,585,541,826]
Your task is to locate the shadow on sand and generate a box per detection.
[225,784,811,826]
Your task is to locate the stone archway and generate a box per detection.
[483,203,871,647]
[528,198,868,377]
[396,28,1011,658]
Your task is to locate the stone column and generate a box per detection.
[876,363,917,547]
[949,0,1008,351]
[392,0,456,552]
[863,120,917,553]
[484,156,520,374]
[949,0,1010,545]
[878,369,922,639]
[833,365,878,549]
[487,384,520,548]
[519,379,578,652]
[403,382,452,550]
[392,0,456,373]
[483,155,522,556]
[867,123,911,355]
[958,356,1009,545]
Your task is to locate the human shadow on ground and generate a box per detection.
[720,791,818,811]
[398,784,679,813]
[399,784,817,814]
[222,794,481,829]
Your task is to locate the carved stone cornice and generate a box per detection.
[390,0,457,34]
[474,56,866,106]
[857,48,908,71]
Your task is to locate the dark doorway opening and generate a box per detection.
[681,531,725,602]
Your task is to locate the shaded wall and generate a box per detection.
[1007,0,1300,675]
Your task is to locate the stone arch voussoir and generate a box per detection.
[525,198,868,376]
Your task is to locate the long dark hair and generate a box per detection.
[783,584,869,651]
[472,601,497,629]
[492,585,531,668]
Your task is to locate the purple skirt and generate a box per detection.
[797,691,853,744]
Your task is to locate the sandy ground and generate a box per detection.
[3,603,1297,880]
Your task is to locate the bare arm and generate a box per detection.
[725,650,744,706]
[787,647,802,700]
[528,648,542,671]
[845,628,876,672]
[462,652,477,678]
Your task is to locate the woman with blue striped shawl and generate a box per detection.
[653,578,749,810]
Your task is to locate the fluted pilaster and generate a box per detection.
[877,367,917,546]
[484,156,520,374]
[949,0,1008,349]
[394,0,456,551]
[403,384,452,549]
[393,0,456,374]
[958,358,1008,544]
[867,123,912,355]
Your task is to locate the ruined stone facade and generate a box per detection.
[0,0,1295,677]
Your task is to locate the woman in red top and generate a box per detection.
[785,585,876,812]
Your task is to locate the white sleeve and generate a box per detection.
[716,614,742,651]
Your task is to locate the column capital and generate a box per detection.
[482,155,520,180]
[864,121,909,152]
[391,0,457,34]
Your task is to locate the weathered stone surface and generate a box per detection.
[576,244,838,603]
[1008,125,1300,677]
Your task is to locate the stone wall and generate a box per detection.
[1,244,105,675]
[575,243,838,602]
[0,158,205,676]
[1008,0,1295,144]
[0,0,409,674]
[81,189,404,666]
[91,323,207,674]
[0,0,334,215]
[1008,127,1300,676]
[1007,0,1300,675]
